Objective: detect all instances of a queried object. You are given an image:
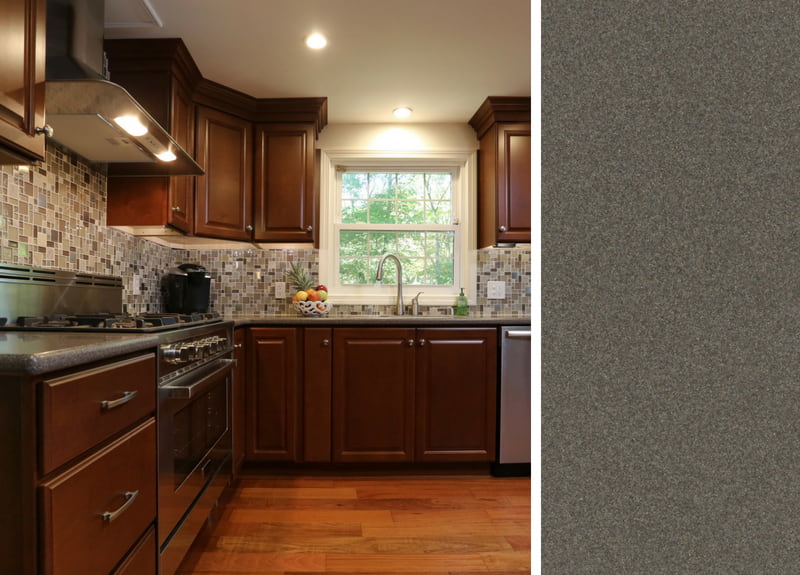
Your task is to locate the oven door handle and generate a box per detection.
[162,358,236,399]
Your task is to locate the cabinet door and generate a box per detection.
[253,123,315,243]
[303,328,332,462]
[0,0,46,164]
[232,328,247,477]
[496,123,531,244]
[167,80,195,232]
[195,106,253,240]
[332,328,415,462]
[246,328,299,461]
[415,328,497,462]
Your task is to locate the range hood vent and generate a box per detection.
[45,0,202,176]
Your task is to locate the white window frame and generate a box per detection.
[319,150,477,306]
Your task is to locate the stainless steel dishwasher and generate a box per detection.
[492,326,532,476]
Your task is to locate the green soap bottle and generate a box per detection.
[454,287,469,316]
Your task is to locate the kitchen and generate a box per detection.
[0,1,532,574]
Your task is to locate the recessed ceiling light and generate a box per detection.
[305,33,327,50]
[393,107,413,119]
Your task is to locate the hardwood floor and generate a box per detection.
[177,472,531,574]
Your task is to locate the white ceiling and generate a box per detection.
[103,0,531,125]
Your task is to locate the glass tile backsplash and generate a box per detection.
[0,143,530,317]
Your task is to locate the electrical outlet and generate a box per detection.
[275,282,286,299]
[487,280,505,299]
[132,274,141,295]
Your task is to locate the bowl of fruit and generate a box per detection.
[288,262,331,317]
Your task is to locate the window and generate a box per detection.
[319,151,476,306]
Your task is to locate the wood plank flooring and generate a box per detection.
[177,473,531,574]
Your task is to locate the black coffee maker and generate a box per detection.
[165,264,212,313]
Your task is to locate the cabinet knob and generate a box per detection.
[172,206,182,213]
[233,343,243,349]
[499,225,507,232]
[246,225,254,232]
[408,339,415,347]
[35,124,53,138]
[306,225,313,233]
[418,338,426,347]
[322,339,330,346]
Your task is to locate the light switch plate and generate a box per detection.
[275,282,286,299]
[487,280,505,299]
[132,274,141,295]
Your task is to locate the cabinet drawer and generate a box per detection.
[113,526,157,575]
[40,354,156,474]
[40,419,157,575]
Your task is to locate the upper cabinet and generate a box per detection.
[0,0,47,164]
[103,39,327,243]
[469,97,531,248]
[104,39,201,233]
[253,123,316,243]
[194,104,253,241]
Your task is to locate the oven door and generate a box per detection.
[158,356,234,550]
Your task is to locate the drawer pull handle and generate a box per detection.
[101,390,138,410]
[102,490,139,523]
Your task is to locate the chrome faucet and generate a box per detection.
[375,253,405,315]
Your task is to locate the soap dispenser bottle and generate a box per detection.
[454,287,469,316]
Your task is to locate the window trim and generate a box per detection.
[319,150,477,306]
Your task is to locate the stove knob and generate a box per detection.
[162,344,189,364]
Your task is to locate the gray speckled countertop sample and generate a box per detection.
[0,332,158,375]
[232,313,530,327]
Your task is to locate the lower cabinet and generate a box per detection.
[332,328,416,462]
[243,326,498,465]
[0,352,158,575]
[246,327,300,461]
[415,328,498,461]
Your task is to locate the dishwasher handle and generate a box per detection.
[505,329,531,339]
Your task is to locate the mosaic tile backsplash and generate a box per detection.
[0,144,530,317]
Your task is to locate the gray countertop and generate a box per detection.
[0,314,530,375]
[232,313,531,327]
[0,332,159,375]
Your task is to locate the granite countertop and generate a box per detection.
[0,331,159,375]
[0,314,530,376]
[232,313,531,327]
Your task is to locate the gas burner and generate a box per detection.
[16,315,79,328]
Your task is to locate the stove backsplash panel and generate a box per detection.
[0,143,530,317]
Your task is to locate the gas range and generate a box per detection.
[0,312,224,333]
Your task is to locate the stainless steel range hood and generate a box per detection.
[45,0,202,176]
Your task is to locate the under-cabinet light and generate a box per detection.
[113,115,148,136]
[155,150,177,162]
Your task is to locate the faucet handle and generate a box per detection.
[411,291,423,315]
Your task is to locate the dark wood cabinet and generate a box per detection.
[102,38,327,243]
[469,97,531,247]
[415,328,497,461]
[0,0,46,164]
[332,328,416,462]
[246,328,300,461]
[104,39,201,233]
[303,327,333,462]
[240,325,499,466]
[254,123,316,243]
[232,328,247,477]
[194,105,253,240]
[0,352,158,575]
